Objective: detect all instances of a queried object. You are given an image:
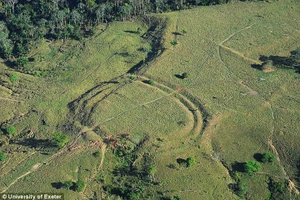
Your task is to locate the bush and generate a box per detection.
[182,72,188,79]
[9,74,18,83]
[52,133,68,148]
[146,163,157,176]
[261,152,276,163]
[236,181,248,198]
[93,151,101,157]
[148,79,154,85]
[63,180,73,190]
[7,126,16,135]
[170,40,178,46]
[0,152,7,162]
[75,180,85,192]
[244,160,262,173]
[129,75,136,80]
[186,157,196,167]
[17,57,29,67]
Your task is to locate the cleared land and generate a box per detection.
[0,1,299,200]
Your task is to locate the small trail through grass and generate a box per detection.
[0,124,104,193]
[217,24,300,196]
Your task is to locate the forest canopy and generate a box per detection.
[0,0,237,58]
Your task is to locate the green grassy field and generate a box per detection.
[0,0,300,199]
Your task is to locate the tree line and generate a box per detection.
[0,0,240,59]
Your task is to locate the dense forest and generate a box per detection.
[0,0,237,59]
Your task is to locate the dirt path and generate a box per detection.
[0,152,36,178]
[0,124,102,193]
[1,163,42,193]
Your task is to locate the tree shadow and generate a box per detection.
[124,30,138,34]
[231,161,245,172]
[176,158,186,165]
[253,153,263,162]
[3,60,16,68]
[174,74,183,79]
[172,32,182,36]
[13,138,55,149]
[252,48,300,73]
[51,182,63,189]
[250,64,262,70]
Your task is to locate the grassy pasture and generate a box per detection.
[145,0,300,199]
[0,0,299,199]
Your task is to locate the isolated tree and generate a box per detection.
[52,133,68,148]
[244,160,262,173]
[182,29,187,35]
[0,152,7,162]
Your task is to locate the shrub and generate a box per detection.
[261,152,276,163]
[63,180,73,190]
[129,75,135,80]
[0,152,7,162]
[173,195,181,200]
[148,79,154,85]
[244,160,262,173]
[93,151,101,157]
[9,74,18,83]
[186,157,196,167]
[75,180,85,192]
[7,126,16,135]
[236,181,248,198]
[146,163,157,176]
[182,72,188,79]
[170,40,178,46]
[17,56,29,67]
[52,133,68,148]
